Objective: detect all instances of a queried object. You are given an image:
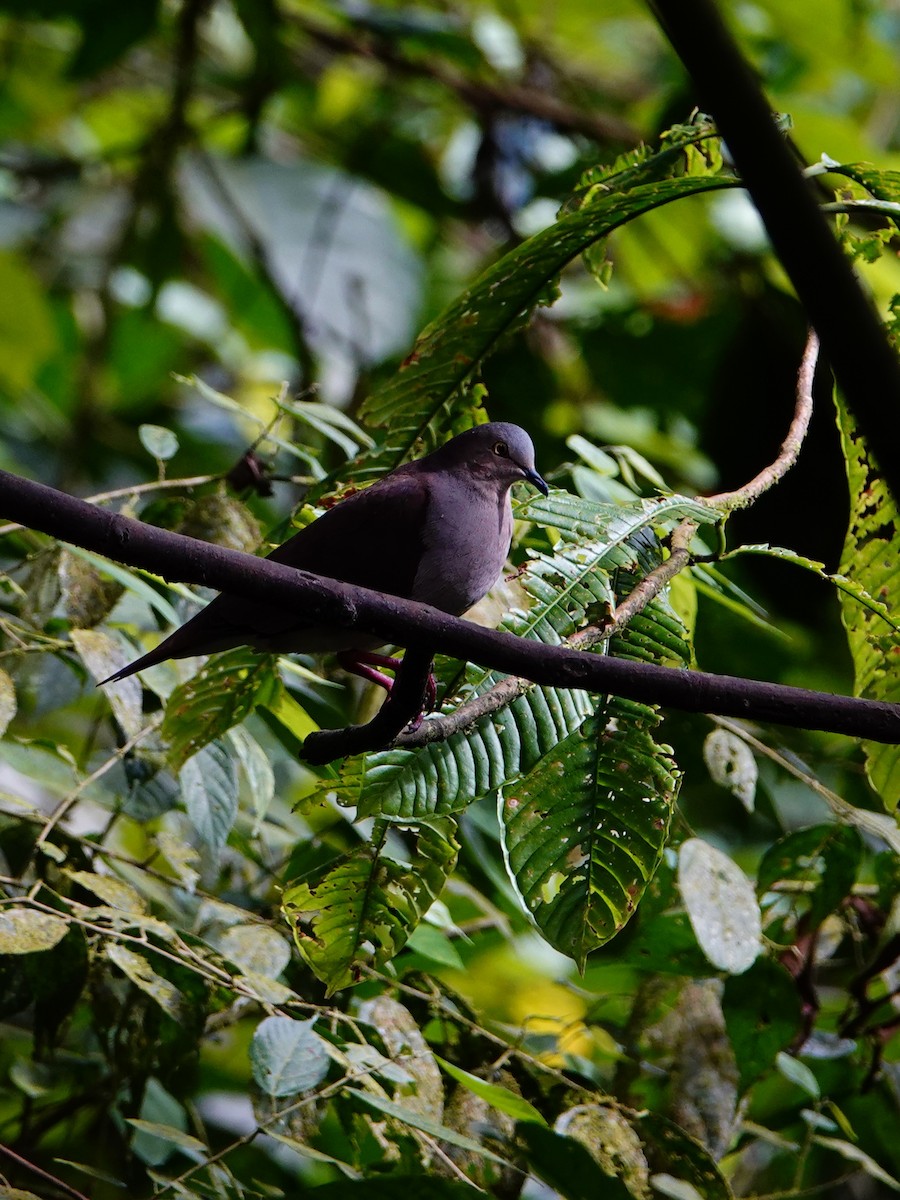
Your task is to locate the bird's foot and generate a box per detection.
[337,651,436,727]
[337,650,402,693]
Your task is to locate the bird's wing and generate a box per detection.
[103,470,432,681]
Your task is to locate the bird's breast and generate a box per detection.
[411,478,513,616]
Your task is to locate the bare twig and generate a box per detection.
[704,329,819,512]
[0,1141,89,1200]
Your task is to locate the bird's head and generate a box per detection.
[436,422,549,495]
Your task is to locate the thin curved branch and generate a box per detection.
[2,468,900,750]
[649,0,900,503]
[704,329,818,512]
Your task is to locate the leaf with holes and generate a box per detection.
[163,648,281,770]
[500,692,679,969]
[281,818,459,994]
[836,395,900,810]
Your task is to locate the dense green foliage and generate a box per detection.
[1,1,900,1198]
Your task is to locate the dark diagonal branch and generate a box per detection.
[2,469,900,748]
[648,0,900,502]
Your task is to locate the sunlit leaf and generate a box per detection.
[0,909,69,954]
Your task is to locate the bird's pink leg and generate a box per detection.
[337,650,401,692]
[337,650,437,726]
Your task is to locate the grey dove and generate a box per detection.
[102,422,548,694]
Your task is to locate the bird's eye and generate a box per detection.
[493,441,509,457]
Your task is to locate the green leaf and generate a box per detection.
[678,839,761,974]
[214,923,291,979]
[0,909,69,954]
[347,1090,509,1167]
[500,694,680,969]
[775,1051,820,1098]
[71,628,143,739]
[179,740,239,851]
[65,870,148,914]
[516,1122,633,1200]
[635,1111,734,1200]
[163,648,281,770]
[836,394,900,810]
[282,818,459,994]
[64,546,181,626]
[433,1056,546,1125]
[125,1120,206,1156]
[813,1134,900,1191]
[722,958,803,1092]
[249,1015,330,1097]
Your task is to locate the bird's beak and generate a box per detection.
[523,467,549,496]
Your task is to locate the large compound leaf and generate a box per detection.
[836,396,900,810]
[500,588,686,968]
[349,137,736,478]
[281,818,459,994]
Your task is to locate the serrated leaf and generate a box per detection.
[139,423,180,461]
[678,839,761,974]
[0,668,16,737]
[836,394,900,810]
[71,628,143,738]
[105,943,186,1020]
[282,818,459,993]
[0,909,69,954]
[163,648,281,770]
[179,740,239,851]
[249,1015,329,1097]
